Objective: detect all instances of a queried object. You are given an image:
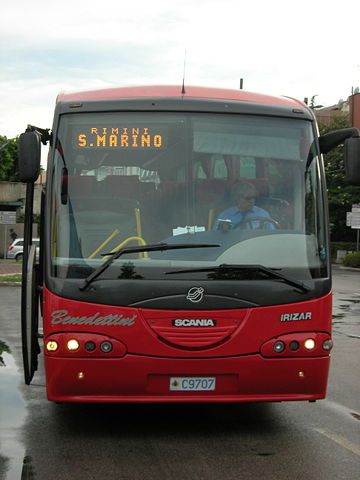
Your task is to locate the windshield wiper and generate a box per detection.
[79,243,220,291]
[166,263,310,293]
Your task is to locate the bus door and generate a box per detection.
[18,127,49,384]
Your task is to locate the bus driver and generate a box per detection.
[213,181,276,230]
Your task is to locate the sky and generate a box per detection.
[1,0,360,139]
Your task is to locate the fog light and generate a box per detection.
[304,338,315,350]
[322,339,333,351]
[67,339,80,351]
[100,341,113,353]
[46,341,58,352]
[273,341,285,353]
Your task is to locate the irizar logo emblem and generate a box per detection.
[172,319,217,327]
[280,312,312,322]
[186,286,204,303]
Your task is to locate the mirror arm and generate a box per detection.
[25,125,52,145]
[319,127,360,154]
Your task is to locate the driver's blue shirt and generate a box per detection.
[213,205,275,230]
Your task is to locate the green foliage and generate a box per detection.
[319,115,360,241]
[0,135,20,181]
[342,251,360,268]
[0,274,22,283]
[330,242,357,258]
[0,339,11,355]
[309,95,323,109]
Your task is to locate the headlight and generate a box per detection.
[100,341,113,353]
[67,339,80,351]
[289,340,300,351]
[304,338,315,350]
[273,341,285,353]
[322,339,333,351]
[85,341,96,352]
[46,340,58,352]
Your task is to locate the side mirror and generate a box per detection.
[19,131,41,183]
[345,137,360,185]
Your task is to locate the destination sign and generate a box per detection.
[76,126,166,149]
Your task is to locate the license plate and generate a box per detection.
[169,377,216,391]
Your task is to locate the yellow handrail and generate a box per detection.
[87,208,144,260]
[134,208,142,237]
[88,229,120,259]
[208,209,215,230]
[52,213,58,257]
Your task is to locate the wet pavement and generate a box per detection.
[0,267,359,479]
[332,295,360,339]
[0,344,27,479]
[332,265,360,339]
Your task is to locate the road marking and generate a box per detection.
[314,428,360,457]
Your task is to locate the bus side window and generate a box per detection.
[239,156,256,178]
[212,155,228,178]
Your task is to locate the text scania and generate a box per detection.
[172,319,217,327]
[77,127,163,149]
[280,312,312,322]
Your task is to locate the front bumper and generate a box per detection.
[45,354,330,403]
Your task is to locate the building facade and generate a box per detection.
[0,178,43,258]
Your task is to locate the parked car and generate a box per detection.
[7,238,40,261]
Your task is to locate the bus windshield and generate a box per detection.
[51,111,327,280]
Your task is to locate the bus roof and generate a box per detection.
[56,85,306,108]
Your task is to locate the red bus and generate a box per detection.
[19,85,360,403]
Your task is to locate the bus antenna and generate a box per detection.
[181,49,187,94]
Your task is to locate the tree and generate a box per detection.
[304,95,323,109]
[319,114,360,241]
[0,135,20,181]
[310,95,323,110]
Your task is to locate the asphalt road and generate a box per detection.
[0,267,359,480]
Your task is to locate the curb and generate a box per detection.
[337,266,360,271]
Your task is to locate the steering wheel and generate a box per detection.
[235,216,280,229]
